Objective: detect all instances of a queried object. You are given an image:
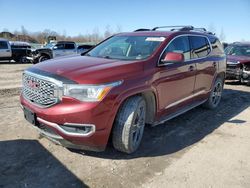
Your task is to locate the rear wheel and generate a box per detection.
[112,96,146,154]
[203,78,223,109]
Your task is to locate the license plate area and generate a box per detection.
[23,107,37,125]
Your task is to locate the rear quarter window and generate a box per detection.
[209,38,224,55]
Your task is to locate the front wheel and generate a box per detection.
[203,77,223,109]
[112,96,146,154]
[38,55,50,62]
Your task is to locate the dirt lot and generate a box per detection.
[0,62,250,188]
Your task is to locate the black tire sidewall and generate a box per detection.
[112,96,146,153]
[206,78,223,109]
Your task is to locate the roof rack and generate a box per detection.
[152,25,194,31]
[134,28,151,32]
[134,25,215,35]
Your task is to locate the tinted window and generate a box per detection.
[190,36,211,58]
[209,38,224,55]
[161,36,191,62]
[0,41,8,49]
[65,43,75,49]
[54,43,64,49]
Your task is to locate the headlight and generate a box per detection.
[63,81,122,102]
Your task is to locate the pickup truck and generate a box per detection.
[32,41,78,63]
[0,38,32,63]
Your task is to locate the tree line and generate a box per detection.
[1,25,122,44]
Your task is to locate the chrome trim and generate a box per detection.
[158,34,213,67]
[22,70,63,108]
[24,70,63,87]
[154,100,207,126]
[227,61,240,65]
[165,90,206,109]
[33,125,63,140]
[37,117,96,137]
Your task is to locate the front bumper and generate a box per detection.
[20,95,117,151]
[226,67,241,80]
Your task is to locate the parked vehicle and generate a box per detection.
[225,42,250,84]
[0,38,32,63]
[32,41,77,63]
[20,26,226,153]
[77,44,95,54]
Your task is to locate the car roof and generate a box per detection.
[57,41,75,44]
[230,42,250,46]
[9,41,31,46]
[117,30,215,38]
[117,26,216,38]
[0,38,8,41]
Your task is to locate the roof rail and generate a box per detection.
[133,26,215,35]
[134,28,151,32]
[152,25,194,31]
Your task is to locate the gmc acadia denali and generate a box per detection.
[20,26,226,154]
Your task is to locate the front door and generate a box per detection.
[52,43,65,58]
[0,41,11,58]
[155,36,196,117]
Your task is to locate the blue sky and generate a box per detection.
[0,0,249,42]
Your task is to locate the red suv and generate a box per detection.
[20,26,226,154]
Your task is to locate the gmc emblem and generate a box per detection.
[27,80,40,89]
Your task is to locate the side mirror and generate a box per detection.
[161,52,184,64]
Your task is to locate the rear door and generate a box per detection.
[0,41,11,58]
[189,35,216,94]
[155,36,196,116]
[65,43,77,56]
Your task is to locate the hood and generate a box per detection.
[227,55,250,64]
[30,55,143,84]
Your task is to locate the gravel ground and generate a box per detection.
[0,63,250,188]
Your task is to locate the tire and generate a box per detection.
[112,96,146,154]
[14,57,21,63]
[39,55,50,62]
[20,56,30,64]
[203,77,223,109]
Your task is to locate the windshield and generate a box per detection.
[43,43,55,49]
[86,36,165,60]
[225,45,250,57]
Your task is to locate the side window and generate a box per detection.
[0,41,8,49]
[210,38,224,55]
[54,43,64,50]
[65,43,75,49]
[161,36,191,63]
[190,36,211,59]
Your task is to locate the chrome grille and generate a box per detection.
[22,72,59,107]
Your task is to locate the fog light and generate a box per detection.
[61,123,95,135]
